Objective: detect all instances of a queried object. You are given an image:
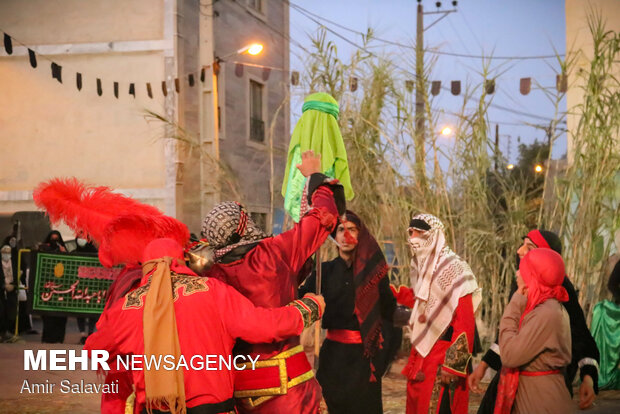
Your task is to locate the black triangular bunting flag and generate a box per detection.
[97,78,103,96]
[129,83,135,98]
[113,82,119,98]
[174,78,180,93]
[28,49,37,68]
[3,33,12,55]
[188,74,195,87]
[146,83,153,98]
[162,81,168,96]
[76,73,83,90]
[51,62,62,83]
[200,67,205,82]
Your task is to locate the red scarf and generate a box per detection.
[344,211,389,382]
[494,249,568,414]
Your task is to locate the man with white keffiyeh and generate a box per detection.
[398,213,481,414]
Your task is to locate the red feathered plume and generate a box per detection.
[100,215,189,267]
[33,178,189,267]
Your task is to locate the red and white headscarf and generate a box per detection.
[407,213,481,357]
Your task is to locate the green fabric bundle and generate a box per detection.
[591,300,620,390]
[282,93,354,222]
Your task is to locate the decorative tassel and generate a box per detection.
[369,362,377,383]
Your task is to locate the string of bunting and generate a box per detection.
[1,31,224,99]
[2,30,568,99]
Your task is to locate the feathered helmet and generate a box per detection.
[33,178,190,267]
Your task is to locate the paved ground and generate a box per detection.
[1,317,619,413]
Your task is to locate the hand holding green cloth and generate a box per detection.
[282,93,354,222]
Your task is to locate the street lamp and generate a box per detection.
[534,164,544,173]
[440,126,452,136]
[238,43,264,56]
[507,164,515,170]
[218,43,264,61]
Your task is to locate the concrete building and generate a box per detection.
[0,0,290,239]
[565,0,620,159]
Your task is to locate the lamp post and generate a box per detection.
[199,41,264,219]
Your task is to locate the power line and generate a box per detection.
[287,2,559,122]
[288,1,564,61]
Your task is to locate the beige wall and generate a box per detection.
[0,0,163,44]
[565,0,620,159]
[0,0,173,228]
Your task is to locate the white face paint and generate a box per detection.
[76,238,87,247]
[9,238,16,249]
[2,253,11,261]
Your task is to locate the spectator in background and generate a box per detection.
[39,230,68,343]
[3,230,36,335]
[1,244,17,341]
[73,234,99,344]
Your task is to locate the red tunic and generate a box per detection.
[85,276,304,413]
[393,286,475,414]
[207,185,338,413]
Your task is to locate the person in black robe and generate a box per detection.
[469,229,600,412]
[39,230,69,343]
[299,211,399,414]
[1,244,18,341]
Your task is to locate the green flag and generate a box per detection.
[282,93,354,222]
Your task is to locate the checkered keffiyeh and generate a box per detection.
[407,213,481,357]
[200,202,267,260]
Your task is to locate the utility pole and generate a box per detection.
[414,3,427,191]
[414,1,457,192]
[495,123,499,171]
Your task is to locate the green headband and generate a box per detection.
[302,100,339,120]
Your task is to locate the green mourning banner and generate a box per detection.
[29,252,121,316]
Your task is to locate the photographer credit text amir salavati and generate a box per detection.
[20,349,259,394]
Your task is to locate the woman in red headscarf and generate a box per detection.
[494,248,575,414]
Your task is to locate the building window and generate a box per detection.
[247,0,263,13]
[250,80,265,143]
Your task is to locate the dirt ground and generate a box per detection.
[1,321,619,413]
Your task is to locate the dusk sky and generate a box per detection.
[288,0,567,163]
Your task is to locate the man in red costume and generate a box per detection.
[33,179,325,414]
[199,150,345,413]
[391,214,480,414]
[85,237,325,414]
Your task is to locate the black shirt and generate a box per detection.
[299,256,396,331]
